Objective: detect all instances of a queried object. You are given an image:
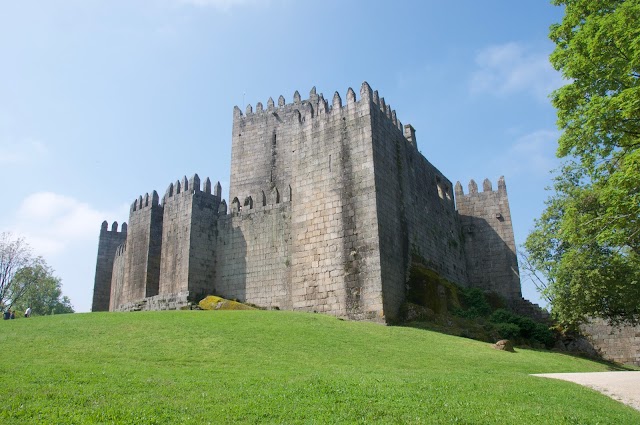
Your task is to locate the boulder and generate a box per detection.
[493,339,515,352]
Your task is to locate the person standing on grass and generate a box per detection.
[25,307,31,318]
[10,310,15,319]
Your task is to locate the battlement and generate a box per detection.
[220,184,291,217]
[161,174,221,205]
[234,82,409,140]
[100,220,128,234]
[130,191,161,213]
[454,176,507,198]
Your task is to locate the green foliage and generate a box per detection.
[493,322,521,340]
[456,287,492,319]
[526,0,640,327]
[0,233,73,316]
[0,311,638,423]
[10,264,74,316]
[489,309,555,347]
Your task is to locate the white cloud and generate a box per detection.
[3,193,129,312]
[498,130,560,178]
[470,42,563,101]
[10,192,128,257]
[178,0,266,10]
[0,139,48,165]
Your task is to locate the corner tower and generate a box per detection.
[158,174,220,300]
[110,191,164,309]
[92,221,127,311]
[454,177,521,300]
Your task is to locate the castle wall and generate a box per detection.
[214,201,292,308]
[186,179,219,298]
[117,191,164,306]
[230,85,384,320]
[455,178,521,300]
[158,175,219,298]
[230,99,293,203]
[95,83,526,325]
[368,93,468,320]
[109,243,127,311]
[92,221,127,311]
[580,319,640,366]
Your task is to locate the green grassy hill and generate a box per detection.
[1,310,638,424]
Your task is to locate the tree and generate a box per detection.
[1,232,38,311]
[525,0,640,327]
[0,232,74,316]
[11,264,74,316]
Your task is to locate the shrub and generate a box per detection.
[458,288,491,318]
[494,322,521,340]
[532,323,555,347]
[489,309,517,324]
[489,309,555,347]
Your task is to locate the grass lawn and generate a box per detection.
[1,310,638,424]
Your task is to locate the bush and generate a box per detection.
[452,288,492,319]
[489,309,517,324]
[494,322,521,340]
[489,309,554,347]
[459,288,492,318]
[532,323,555,347]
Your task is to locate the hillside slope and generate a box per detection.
[1,310,638,424]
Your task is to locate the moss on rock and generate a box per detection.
[198,296,257,311]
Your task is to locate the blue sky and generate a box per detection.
[0,0,565,312]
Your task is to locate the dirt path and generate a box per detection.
[532,372,640,411]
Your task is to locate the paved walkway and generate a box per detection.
[532,372,640,411]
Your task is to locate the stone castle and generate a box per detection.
[92,82,535,322]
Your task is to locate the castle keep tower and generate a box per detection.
[92,82,524,322]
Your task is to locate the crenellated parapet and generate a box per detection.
[219,184,291,217]
[130,191,161,214]
[100,220,128,235]
[454,176,507,199]
[162,174,221,205]
[234,82,411,145]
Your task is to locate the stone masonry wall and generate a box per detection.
[109,243,127,311]
[455,178,521,300]
[230,84,384,320]
[119,191,164,304]
[158,175,218,297]
[214,200,291,308]
[368,91,469,320]
[186,176,220,299]
[92,221,127,311]
[581,319,640,366]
